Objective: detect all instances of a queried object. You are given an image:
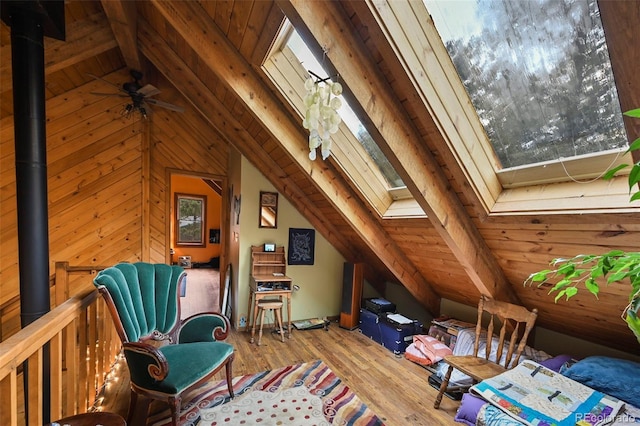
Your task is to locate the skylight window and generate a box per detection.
[287,30,405,189]
[424,0,629,172]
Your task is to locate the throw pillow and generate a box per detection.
[539,354,574,372]
[562,356,640,408]
[454,393,486,426]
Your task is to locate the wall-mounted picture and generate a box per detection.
[287,228,315,265]
[209,229,220,244]
[259,191,278,228]
[175,193,206,247]
[264,243,276,252]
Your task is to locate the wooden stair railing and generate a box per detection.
[0,262,120,426]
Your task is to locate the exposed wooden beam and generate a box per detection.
[0,12,117,92]
[203,179,223,196]
[280,0,519,305]
[598,0,640,167]
[146,1,441,314]
[137,18,356,267]
[248,2,286,67]
[100,0,142,71]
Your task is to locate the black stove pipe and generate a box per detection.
[11,0,51,336]
[10,4,51,423]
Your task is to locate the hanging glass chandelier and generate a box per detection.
[302,71,343,160]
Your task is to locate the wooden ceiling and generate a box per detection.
[1,0,639,353]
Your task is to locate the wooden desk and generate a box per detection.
[248,275,293,340]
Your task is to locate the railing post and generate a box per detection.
[55,262,70,307]
[27,349,44,425]
[55,262,70,385]
[50,332,63,421]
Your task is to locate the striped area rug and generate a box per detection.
[152,359,385,425]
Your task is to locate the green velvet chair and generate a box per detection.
[93,262,234,425]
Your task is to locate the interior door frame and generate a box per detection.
[166,168,229,310]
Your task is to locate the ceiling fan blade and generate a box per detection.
[87,73,127,94]
[90,91,129,97]
[137,84,161,98]
[144,98,185,113]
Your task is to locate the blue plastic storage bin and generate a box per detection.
[379,315,422,355]
[359,308,382,344]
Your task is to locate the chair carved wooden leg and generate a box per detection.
[226,355,235,398]
[169,395,181,426]
[127,389,138,424]
[433,364,454,409]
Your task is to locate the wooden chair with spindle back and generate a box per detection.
[433,295,538,409]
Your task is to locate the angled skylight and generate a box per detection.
[424,0,629,171]
[287,29,405,189]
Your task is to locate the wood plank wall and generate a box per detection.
[146,74,229,264]
[0,69,228,341]
[484,213,640,348]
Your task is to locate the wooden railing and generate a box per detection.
[0,262,120,425]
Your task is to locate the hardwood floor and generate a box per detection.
[97,269,460,425]
[180,268,220,319]
[99,324,461,425]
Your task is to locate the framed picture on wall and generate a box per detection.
[259,191,278,228]
[264,243,276,252]
[175,193,206,247]
[287,228,315,265]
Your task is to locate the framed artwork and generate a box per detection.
[175,193,206,247]
[209,229,220,244]
[259,191,278,228]
[287,228,315,265]
[264,243,276,252]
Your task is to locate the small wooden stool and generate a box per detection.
[251,299,285,345]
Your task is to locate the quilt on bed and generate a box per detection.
[470,360,624,426]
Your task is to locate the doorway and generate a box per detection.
[169,172,225,319]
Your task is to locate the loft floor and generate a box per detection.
[99,324,460,425]
[97,268,458,424]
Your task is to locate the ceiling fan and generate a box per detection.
[88,70,185,119]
